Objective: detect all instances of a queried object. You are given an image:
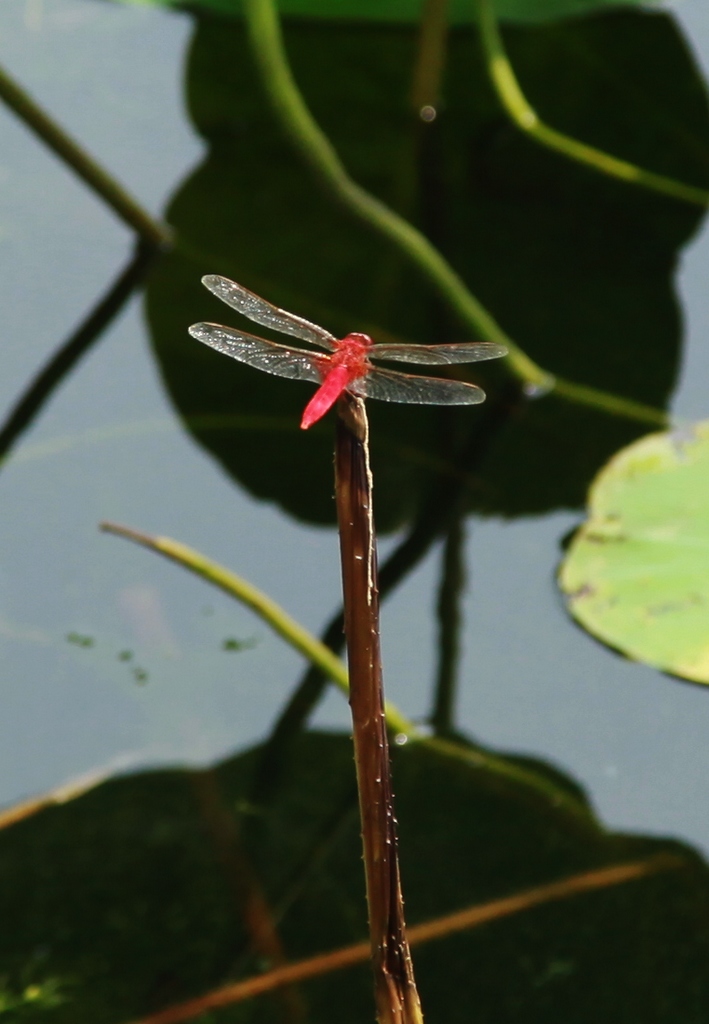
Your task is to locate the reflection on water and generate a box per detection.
[0,0,708,856]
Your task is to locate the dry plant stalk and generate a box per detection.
[334,393,423,1024]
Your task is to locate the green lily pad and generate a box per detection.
[108,0,653,26]
[559,421,709,684]
[1,731,709,1021]
[147,11,708,526]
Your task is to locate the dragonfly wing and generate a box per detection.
[350,367,486,405]
[201,276,337,351]
[189,323,325,383]
[369,341,507,365]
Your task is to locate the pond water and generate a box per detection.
[1,0,709,867]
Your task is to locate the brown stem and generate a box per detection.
[334,394,423,1024]
[252,383,525,803]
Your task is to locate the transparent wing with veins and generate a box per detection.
[201,275,337,351]
[351,367,486,405]
[370,341,507,364]
[190,324,492,403]
[188,323,326,384]
[193,275,508,406]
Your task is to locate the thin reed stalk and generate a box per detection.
[334,393,423,1024]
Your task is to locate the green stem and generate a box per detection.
[0,63,172,247]
[476,0,709,208]
[100,520,592,820]
[99,520,350,702]
[553,377,669,427]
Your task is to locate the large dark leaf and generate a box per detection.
[1,732,708,1021]
[147,11,709,525]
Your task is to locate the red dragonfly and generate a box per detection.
[189,275,507,430]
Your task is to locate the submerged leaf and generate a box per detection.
[1,733,709,1021]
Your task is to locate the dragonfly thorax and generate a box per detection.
[335,332,373,357]
[331,332,373,377]
[340,332,373,349]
